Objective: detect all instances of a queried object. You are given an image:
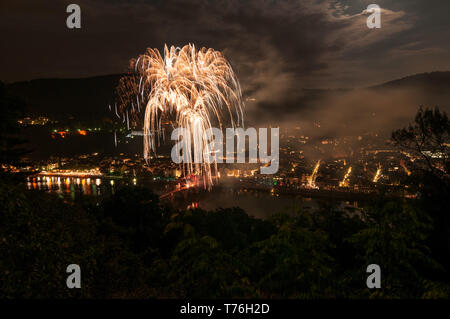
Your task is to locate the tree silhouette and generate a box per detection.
[392,106,450,283]
[392,106,449,179]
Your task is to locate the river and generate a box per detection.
[26,175,361,219]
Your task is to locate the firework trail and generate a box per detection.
[113,44,244,188]
[339,166,352,187]
[373,165,382,183]
[307,160,321,189]
[400,159,411,176]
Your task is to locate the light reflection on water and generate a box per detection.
[26,175,114,200]
[26,176,360,219]
[182,189,320,219]
[168,188,361,220]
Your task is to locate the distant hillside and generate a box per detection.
[6,71,450,124]
[6,74,124,122]
[370,71,450,91]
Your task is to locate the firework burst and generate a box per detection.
[113,44,244,188]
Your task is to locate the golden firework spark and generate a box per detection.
[400,160,411,176]
[339,166,352,187]
[114,44,244,188]
[307,160,321,189]
[373,165,382,183]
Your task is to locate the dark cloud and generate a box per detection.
[1,0,449,123]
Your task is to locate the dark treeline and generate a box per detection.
[0,178,448,298]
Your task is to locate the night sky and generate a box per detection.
[1,0,450,123]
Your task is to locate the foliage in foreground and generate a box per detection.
[0,178,448,299]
